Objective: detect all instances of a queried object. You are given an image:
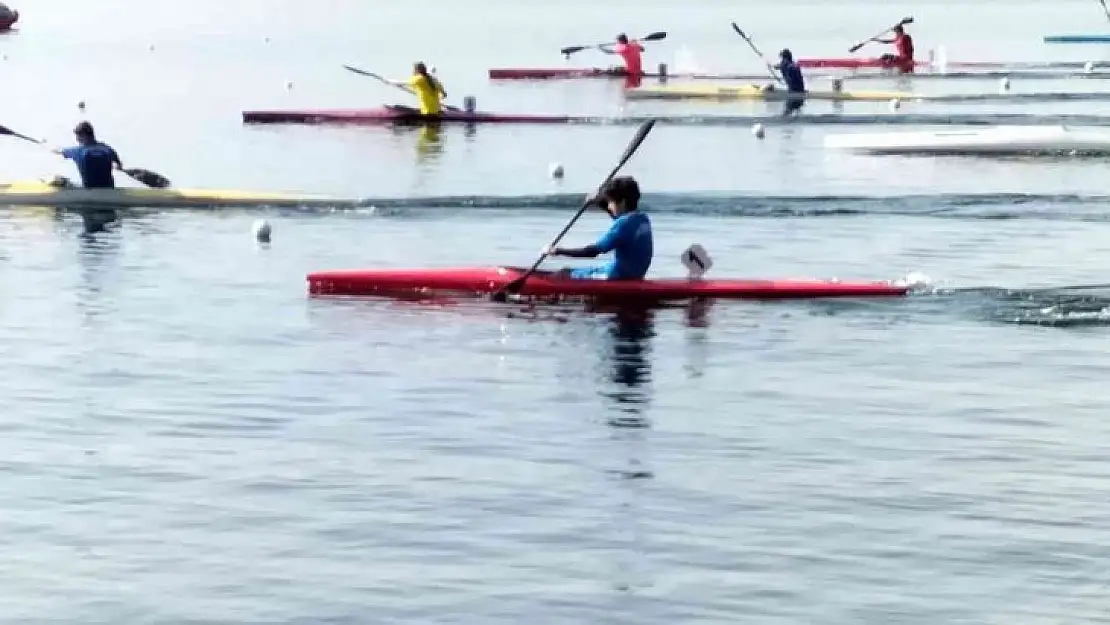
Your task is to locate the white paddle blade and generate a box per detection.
[681,244,713,278]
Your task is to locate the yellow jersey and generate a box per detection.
[408,74,445,115]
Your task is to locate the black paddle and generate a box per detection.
[848,16,914,53]
[560,31,667,57]
[342,64,462,112]
[0,123,170,188]
[1100,0,1110,23]
[730,23,783,84]
[491,118,657,302]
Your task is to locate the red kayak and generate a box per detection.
[242,107,575,125]
[307,266,908,301]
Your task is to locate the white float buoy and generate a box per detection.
[77,101,86,110]
[999,77,1010,91]
[889,98,901,111]
[253,219,272,243]
[285,80,293,90]
[149,44,155,51]
[1085,61,1096,73]
[751,123,765,139]
[549,163,565,179]
[264,37,271,43]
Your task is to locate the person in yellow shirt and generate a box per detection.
[390,62,446,116]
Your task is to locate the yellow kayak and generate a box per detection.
[624,83,913,102]
[0,179,350,208]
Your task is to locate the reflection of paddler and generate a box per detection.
[386,62,447,116]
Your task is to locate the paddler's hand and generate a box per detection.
[543,245,563,257]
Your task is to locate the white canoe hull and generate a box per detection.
[824,125,1110,155]
[0,180,349,208]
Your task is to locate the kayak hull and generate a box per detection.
[1043,35,1110,43]
[824,125,1110,155]
[307,266,908,301]
[242,107,573,125]
[0,180,344,208]
[624,84,911,102]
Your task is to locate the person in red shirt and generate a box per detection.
[876,24,915,74]
[599,34,645,86]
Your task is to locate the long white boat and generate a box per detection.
[824,126,1110,155]
[0,179,352,208]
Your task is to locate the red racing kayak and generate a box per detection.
[242,107,575,125]
[307,266,909,301]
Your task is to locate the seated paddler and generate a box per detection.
[547,176,653,280]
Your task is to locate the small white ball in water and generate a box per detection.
[253,219,272,243]
[1086,61,1096,73]
[285,80,294,90]
[149,44,155,51]
[264,37,271,43]
[999,77,1010,91]
[1,54,7,61]
[77,101,86,110]
[549,163,565,179]
[751,123,765,139]
[889,98,901,111]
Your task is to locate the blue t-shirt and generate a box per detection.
[780,61,805,93]
[571,211,653,280]
[61,143,120,189]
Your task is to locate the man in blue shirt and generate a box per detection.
[762,48,806,116]
[548,176,653,280]
[55,122,123,188]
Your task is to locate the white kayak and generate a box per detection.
[823,125,1110,155]
[0,179,352,208]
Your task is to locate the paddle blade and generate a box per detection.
[899,16,914,25]
[642,31,667,41]
[124,167,171,188]
[560,45,588,56]
[848,42,866,53]
[0,123,42,144]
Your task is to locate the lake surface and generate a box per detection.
[2,0,1110,622]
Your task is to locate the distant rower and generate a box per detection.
[599,34,644,77]
[0,2,18,31]
[549,176,653,280]
[389,62,446,116]
[877,24,915,73]
[55,122,122,189]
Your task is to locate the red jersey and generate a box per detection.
[893,33,914,71]
[614,41,644,75]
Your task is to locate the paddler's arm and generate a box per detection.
[597,44,616,54]
[550,244,602,258]
[874,37,894,44]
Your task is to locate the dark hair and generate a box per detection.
[617,34,629,44]
[779,48,793,61]
[600,176,640,209]
[413,62,440,93]
[73,121,95,138]
[893,25,904,33]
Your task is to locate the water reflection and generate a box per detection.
[599,306,655,428]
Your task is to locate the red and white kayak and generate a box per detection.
[307,266,909,301]
[242,107,575,125]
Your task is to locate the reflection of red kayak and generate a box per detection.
[307,266,908,301]
[0,9,17,31]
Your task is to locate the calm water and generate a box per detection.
[3,0,1110,623]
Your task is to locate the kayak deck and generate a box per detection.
[242,107,573,125]
[0,180,346,208]
[307,266,909,301]
[624,84,912,102]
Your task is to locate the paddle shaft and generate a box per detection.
[848,16,914,53]
[730,23,783,84]
[496,119,657,298]
[342,65,461,112]
[1101,0,1110,22]
[561,31,666,57]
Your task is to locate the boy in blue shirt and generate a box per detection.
[548,176,653,280]
[55,122,123,188]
